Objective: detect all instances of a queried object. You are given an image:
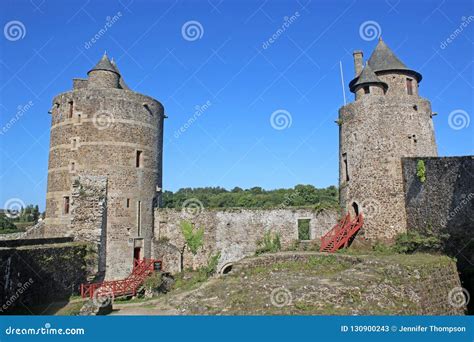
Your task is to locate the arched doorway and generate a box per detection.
[351,202,359,218]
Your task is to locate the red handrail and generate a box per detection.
[320,213,364,253]
[80,258,163,299]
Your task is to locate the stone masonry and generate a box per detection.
[153,208,338,274]
[339,38,438,241]
[44,53,165,279]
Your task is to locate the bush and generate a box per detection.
[204,252,221,276]
[256,231,281,255]
[416,160,426,183]
[0,214,18,233]
[394,231,443,254]
[143,273,163,291]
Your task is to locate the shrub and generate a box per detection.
[180,220,204,255]
[204,252,221,276]
[394,231,443,254]
[416,160,426,183]
[143,273,162,291]
[256,231,281,255]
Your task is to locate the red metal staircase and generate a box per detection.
[320,213,364,253]
[80,258,162,300]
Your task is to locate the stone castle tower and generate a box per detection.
[339,38,437,241]
[45,53,165,279]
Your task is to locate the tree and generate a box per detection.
[179,220,204,271]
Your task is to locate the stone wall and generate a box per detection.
[0,241,96,314]
[45,62,165,280]
[339,92,437,242]
[153,208,338,274]
[402,156,474,262]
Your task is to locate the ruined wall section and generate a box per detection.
[153,208,338,274]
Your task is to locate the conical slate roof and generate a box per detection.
[366,38,422,81]
[87,53,119,75]
[110,58,129,90]
[350,64,387,91]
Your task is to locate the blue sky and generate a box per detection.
[0,0,473,210]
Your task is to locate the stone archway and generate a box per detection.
[220,263,233,275]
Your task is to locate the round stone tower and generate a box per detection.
[338,38,437,241]
[45,53,165,279]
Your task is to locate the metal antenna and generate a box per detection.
[339,61,347,105]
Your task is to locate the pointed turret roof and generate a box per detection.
[366,38,422,81]
[87,52,119,75]
[349,63,387,92]
[110,58,129,90]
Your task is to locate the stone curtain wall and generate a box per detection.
[153,208,338,274]
[70,175,107,274]
[0,241,96,314]
[402,156,473,240]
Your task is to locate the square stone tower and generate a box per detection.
[44,53,165,279]
[338,38,437,241]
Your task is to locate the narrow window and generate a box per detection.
[126,198,130,208]
[342,153,349,182]
[68,101,73,118]
[136,150,143,168]
[298,219,311,240]
[406,78,413,95]
[63,196,70,214]
[137,200,141,236]
[363,86,370,94]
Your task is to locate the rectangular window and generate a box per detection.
[63,196,70,214]
[136,150,143,168]
[126,198,130,208]
[406,78,413,95]
[342,153,349,182]
[298,219,311,240]
[68,101,73,118]
[137,201,141,236]
[363,86,370,94]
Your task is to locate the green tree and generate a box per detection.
[179,220,204,271]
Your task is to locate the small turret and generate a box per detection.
[349,63,387,100]
[87,52,121,89]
